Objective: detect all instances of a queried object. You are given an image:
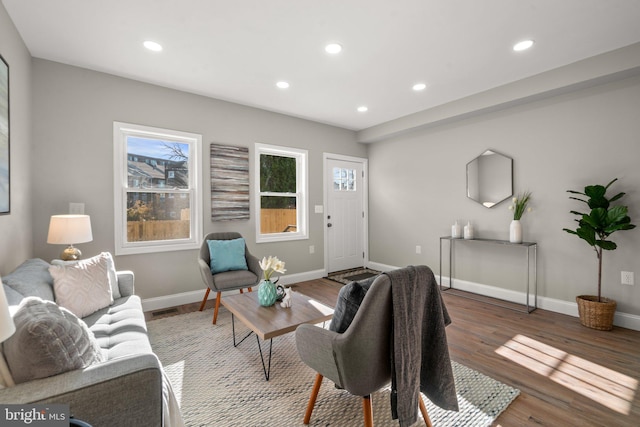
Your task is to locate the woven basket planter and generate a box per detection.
[576,295,617,331]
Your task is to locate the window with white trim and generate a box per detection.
[255,143,308,243]
[113,122,202,255]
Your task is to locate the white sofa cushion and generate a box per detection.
[49,252,114,318]
[51,252,121,299]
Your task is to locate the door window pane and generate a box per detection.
[332,167,356,192]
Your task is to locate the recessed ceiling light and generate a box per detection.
[412,83,427,91]
[325,43,343,54]
[276,81,290,89]
[357,106,368,113]
[143,40,163,52]
[513,40,534,52]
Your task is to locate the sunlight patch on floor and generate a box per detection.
[495,334,637,415]
[164,360,185,405]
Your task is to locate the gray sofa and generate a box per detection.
[0,258,163,427]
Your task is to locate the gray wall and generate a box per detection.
[4,1,639,319]
[31,59,365,299]
[0,4,33,273]
[367,74,640,315]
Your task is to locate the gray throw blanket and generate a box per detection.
[386,265,459,426]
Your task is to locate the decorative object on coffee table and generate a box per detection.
[280,287,292,308]
[563,178,636,330]
[258,256,286,307]
[258,280,278,306]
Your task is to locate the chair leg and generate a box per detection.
[362,395,373,427]
[303,373,323,424]
[248,287,252,292]
[212,292,222,324]
[239,289,244,294]
[199,288,210,311]
[419,395,433,427]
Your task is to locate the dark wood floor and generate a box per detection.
[146,278,640,426]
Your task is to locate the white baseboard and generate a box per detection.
[366,261,400,272]
[142,289,204,312]
[277,269,326,286]
[142,266,640,331]
[438,275,640,331]
[141,269,326,312]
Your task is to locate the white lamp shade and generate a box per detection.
[0,280,16,343]
[47,215,93,245]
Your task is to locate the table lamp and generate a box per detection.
[47,214,93,261]
[0,281,16,387]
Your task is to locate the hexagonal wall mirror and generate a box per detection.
[466,149,513,208]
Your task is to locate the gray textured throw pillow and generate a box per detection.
[3,297,105,384]
[1,258,55,302]
[329,276,377,333]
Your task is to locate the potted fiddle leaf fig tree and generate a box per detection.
[563,178,636,330]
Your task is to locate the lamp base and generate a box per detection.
[61,245,82,261]
[0,352,15,387]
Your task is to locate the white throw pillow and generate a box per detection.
[51,252,120,299]
[50,252,114,318]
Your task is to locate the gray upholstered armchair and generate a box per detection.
[295,273,432,427]
[197,232,262,324]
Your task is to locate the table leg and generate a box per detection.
[255,336,273,381]
[231,313,254,347]
[230,314,274,380]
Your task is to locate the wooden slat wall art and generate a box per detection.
[210,143,250,221]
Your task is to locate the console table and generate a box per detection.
[439,236,537,313]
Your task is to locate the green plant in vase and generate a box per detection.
[563,178,636,330]
[507,191,532,243]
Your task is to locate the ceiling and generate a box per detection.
[4,0,640,131]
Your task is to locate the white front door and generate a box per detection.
[326,157,366,273]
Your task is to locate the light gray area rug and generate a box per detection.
[148,308,519,426]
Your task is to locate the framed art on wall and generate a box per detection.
[0,54,9,214]
[210,143,250,221]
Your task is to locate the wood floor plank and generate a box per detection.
[147,278,640,426]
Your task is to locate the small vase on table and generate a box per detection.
[508,191,532,244]
[509,219,522,243]
[258,256,287,307]
[258,280,278,307]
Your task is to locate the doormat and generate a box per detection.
[326,268,381,285]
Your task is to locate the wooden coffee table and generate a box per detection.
[220,289,333,380]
